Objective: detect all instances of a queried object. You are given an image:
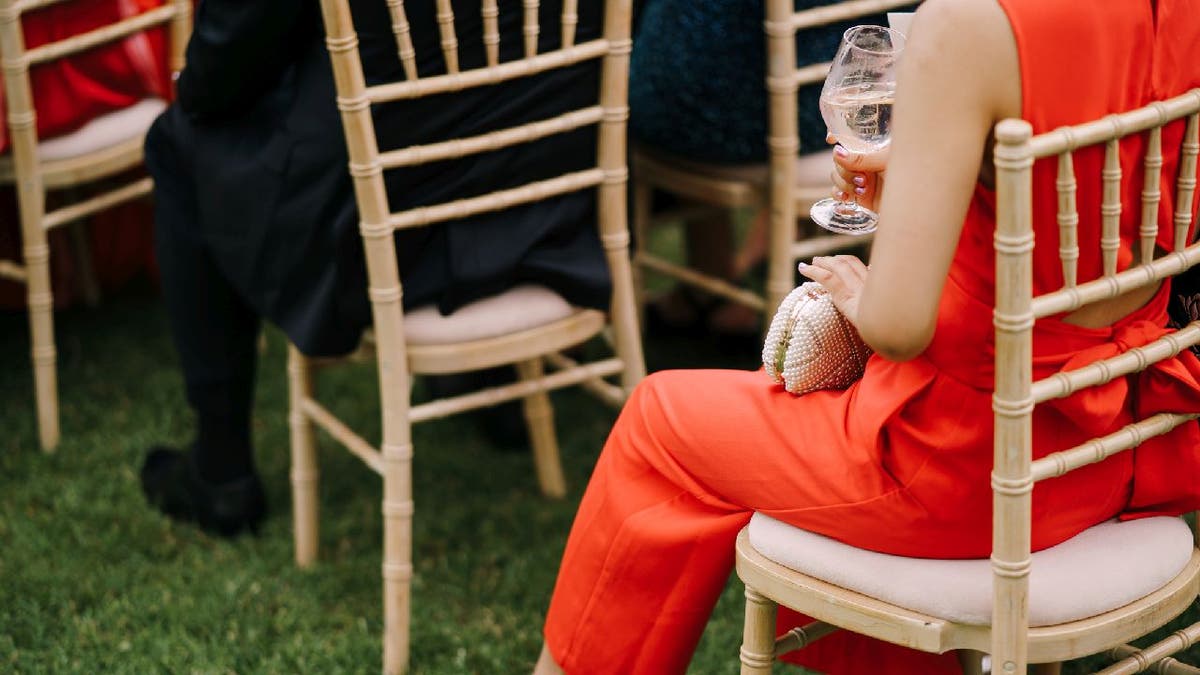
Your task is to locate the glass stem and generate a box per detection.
[835,191,860,216]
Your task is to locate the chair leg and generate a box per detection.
[25,237,59,452]
[66,219,101,308]
[740,586,778,674]
[765,207,797,331]
[287,344,320,567]
[957,649,986,675]
[516,358,567,498]
[381,430,414,675]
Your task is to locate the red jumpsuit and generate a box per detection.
[543,0,1200,672]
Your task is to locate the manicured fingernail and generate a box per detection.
[834,145,848,157]
[854,186,866,195]
[853,176,865,186]
[797,261,808,268]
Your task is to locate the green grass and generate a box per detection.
[0,249,769,673]
[1,218,1197,673]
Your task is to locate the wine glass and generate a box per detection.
[810,25,906,235]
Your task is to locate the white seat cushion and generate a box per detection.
[37,98,166,161]
[404,284,579,346]
[747,513,1194,626]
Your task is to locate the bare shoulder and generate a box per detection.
[912,0,1012,36]
[907,0,1021,118]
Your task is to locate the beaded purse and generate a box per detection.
[762,282,872,395]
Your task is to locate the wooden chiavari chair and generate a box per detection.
[631,0,918,332]
[0,0,192,451]
[735,91,1200,674]
[301,1,644,672]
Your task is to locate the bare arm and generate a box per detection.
[819,0,1022,361]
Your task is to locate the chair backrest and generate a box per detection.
[317,0,640,500]
[762,0,919,314]
[992,90,1200,672]
[0,0,191,172]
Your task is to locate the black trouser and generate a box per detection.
[149,127,258,481]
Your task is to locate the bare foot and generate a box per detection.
[532,644,565,675]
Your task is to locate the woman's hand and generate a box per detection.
[827,133,889,214]
[797,255,868,326]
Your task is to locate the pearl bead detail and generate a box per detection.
[762,282,872,395]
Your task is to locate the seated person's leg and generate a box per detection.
[141,122,265,537]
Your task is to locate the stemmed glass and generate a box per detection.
[810,25,906,235]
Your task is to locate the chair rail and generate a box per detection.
[366,38,608,103]
[19,5,179,67]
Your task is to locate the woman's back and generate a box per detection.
[800,0,1200,556]
[905,0,1200,550]
[952,0,1200,304]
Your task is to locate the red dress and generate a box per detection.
[543,1,1200,673]
[0,0,169,152]
[0,0,170,309]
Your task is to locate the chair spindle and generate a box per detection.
[168,0,190,75]
[1140,125,1164,264]
[385,0,419,80]
[523,0,539,57]
[1101,136,1122,276]
[481,0,500,66]
[561,0,578,48]
[1055,151,1079,287]
[1175,112,1199,250]
[435,0,460,73]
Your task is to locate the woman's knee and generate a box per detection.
[615,370,701,448]
[627,370,688,416]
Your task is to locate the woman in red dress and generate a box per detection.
[0,0,169,309]
[534,0,1200,673]
[0,0,168,151]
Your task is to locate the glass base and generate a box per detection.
[810,198,878,235]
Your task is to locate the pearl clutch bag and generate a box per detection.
[762,282,872,395]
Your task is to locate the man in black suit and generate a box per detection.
[141,0,611,536]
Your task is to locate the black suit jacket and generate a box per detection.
[146,0,610,356]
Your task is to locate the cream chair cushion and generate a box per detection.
[404,284,579,346]
[37,98,166,161]
[747,512,1194,626]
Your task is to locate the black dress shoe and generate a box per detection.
[140,447,266,538]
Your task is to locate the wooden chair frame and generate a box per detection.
[0,0,192,451]
[305,2,644,673]
[737,90,1200,674]
[631,0,916,328]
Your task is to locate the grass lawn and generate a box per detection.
[1,223,1197,673]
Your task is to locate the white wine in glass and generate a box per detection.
[810,25,905,235]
